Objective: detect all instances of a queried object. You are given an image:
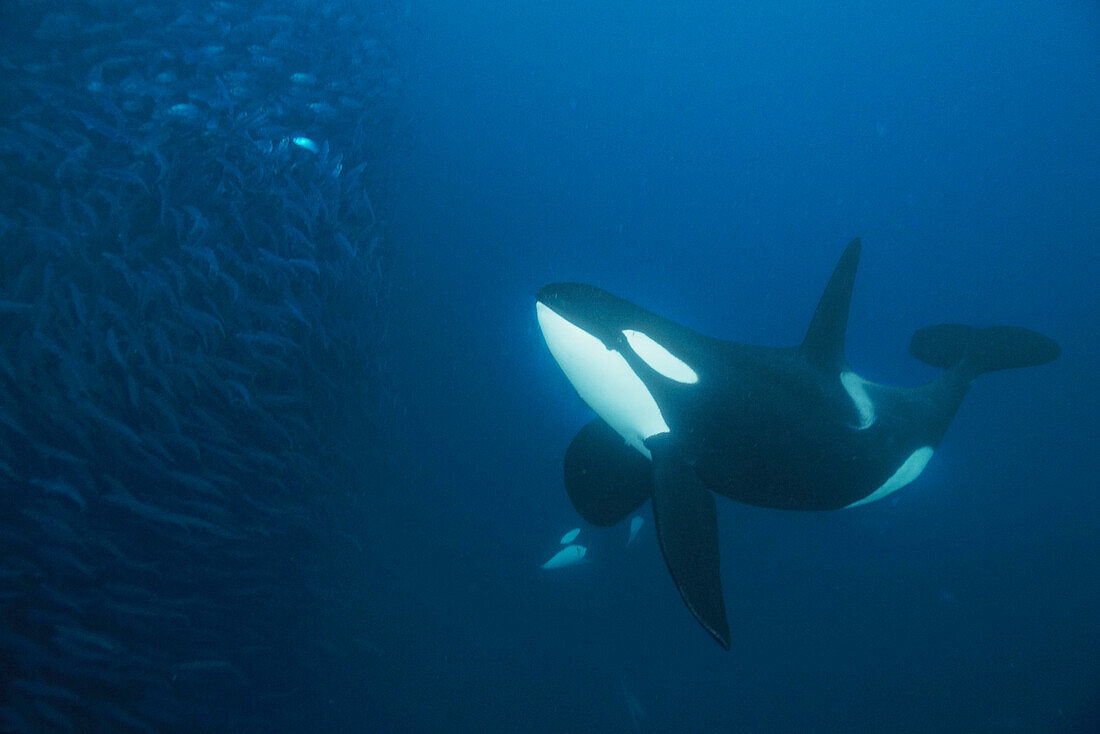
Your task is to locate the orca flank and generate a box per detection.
[535,239,1060,649]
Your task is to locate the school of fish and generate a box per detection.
[0,0,401,730]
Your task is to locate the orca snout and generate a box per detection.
[535,282,622,340]
[536,282,597,314]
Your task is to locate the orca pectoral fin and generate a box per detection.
[646,433,730,650]
[564,418,652,526]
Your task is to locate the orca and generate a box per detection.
[535,239,1060,649]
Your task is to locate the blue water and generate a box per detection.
[386,1,1098,731]
[1,0,1097,731]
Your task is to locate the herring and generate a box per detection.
[292,136,318,153]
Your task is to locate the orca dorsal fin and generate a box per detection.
[800,238,861,371]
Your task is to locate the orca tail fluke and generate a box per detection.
[910,324,1061,378]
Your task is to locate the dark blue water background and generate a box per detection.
[383,0,1098,731]
[0,0,1096,731]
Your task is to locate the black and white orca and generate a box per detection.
[535,239,1060,649]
